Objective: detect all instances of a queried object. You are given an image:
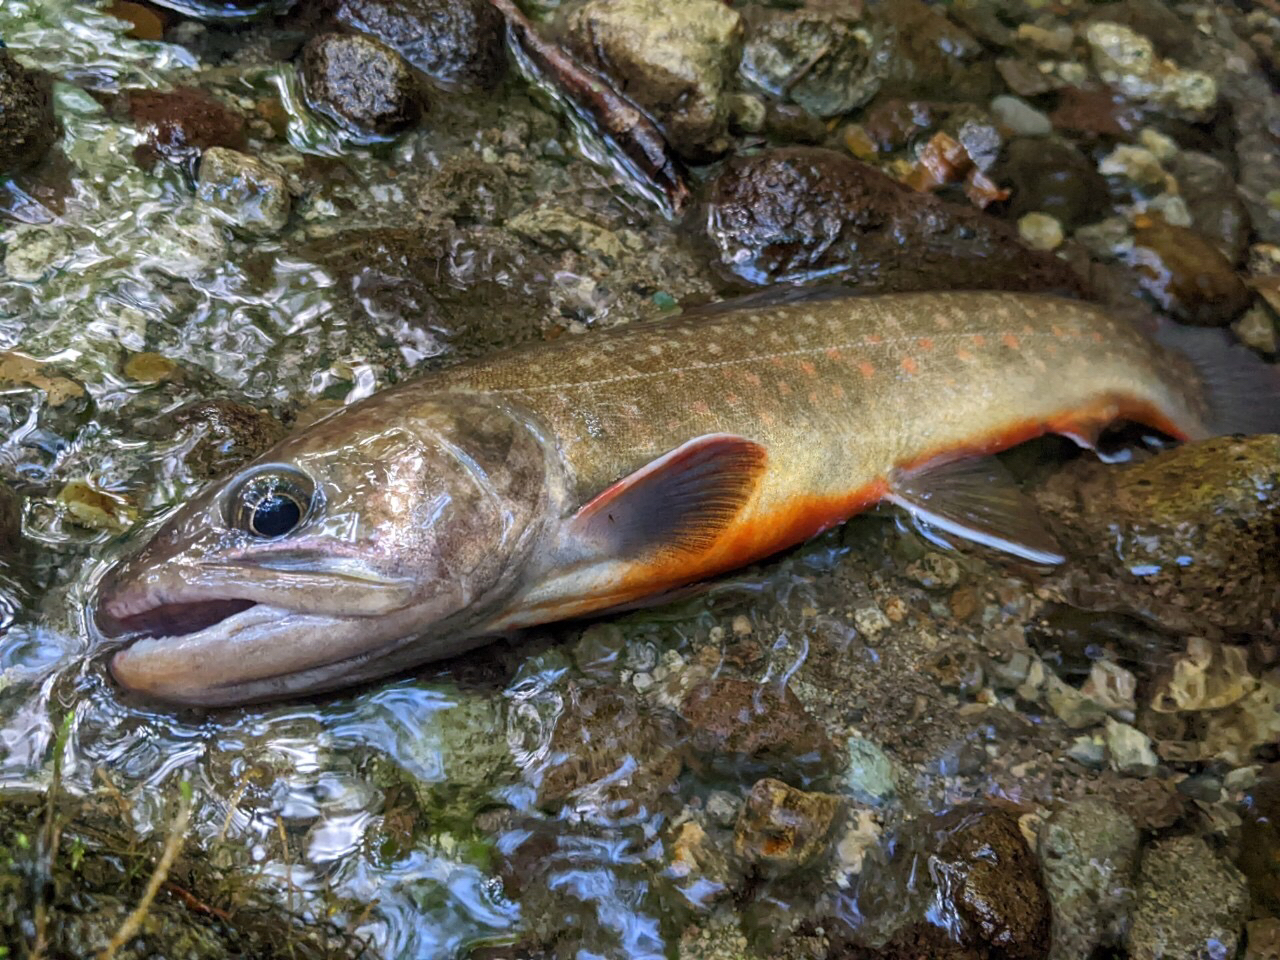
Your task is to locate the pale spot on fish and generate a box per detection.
[726,393,741,405]
[779,381,792,396]
[826,347,842,360]
[1002,333,1021,350]
[707,343,723,356]
[955,348,974,363]
[917,337,934,351]
[649,344,663,356]
[799,360,817,376]
[692,401,711,416]
[744,372,762,387]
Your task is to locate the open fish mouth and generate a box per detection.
[98,597,258,640]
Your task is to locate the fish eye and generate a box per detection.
[227,467,315,539]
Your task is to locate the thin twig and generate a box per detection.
[97,783,193,960]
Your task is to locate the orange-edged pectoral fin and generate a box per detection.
[568,433,768,562]
[887,455,1065,565]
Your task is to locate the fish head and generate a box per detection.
[96,392,552,706]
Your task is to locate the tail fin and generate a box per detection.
[1155,322,1280,436]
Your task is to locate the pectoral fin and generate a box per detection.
[887,455,1065,565]
[567,434,768,561]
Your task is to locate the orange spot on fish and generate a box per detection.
[726,393,741,405]
[955,348,974,363]
[866,334,883,345]
[744,372,762,387]
[1092,331,1105,343]
[1002,333,1021,350]
[917,337,934,351]
[971,334,987,348]
[799,360,817,376]
[1051,325,1066,339]
[778,381,792,396]
[831,384,845,400]
[808,390,820,406]
[759,411,775,427]
[692,401,711,416]
[826,347,842,360]
[858,361,876,379]
[901,355,919,375]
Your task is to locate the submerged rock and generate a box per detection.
[871,0,995,102]
[999,137,1109,229]
[0,51,57,174]
[734,778,843,872]
[1239,771,1280,918]
[1040,435,1280,637]
[1038,796,1140,960]
[196,147,291,236]
[1126,835,1249,960]
[172,398,287,479]
[1086,20,1218,120]
[1170,151,1251,265]
[334,0,505,89]
[703,147,1087,294]
[1129,215,1251,325]
[565,0,743,161]
[739,6,886,118]
[123,87,247,167]
[301,32,423,139]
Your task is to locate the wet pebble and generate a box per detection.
[0,481,22,561]
[999,138,1109,229]
[301,32,423,139]
[334,0,505,89]
[1039,435,1280,636]
[1105,718,1159,775]
[1247,918,1280,960]
[565,0,742,161]
[1239,772,1280,917]
[680,676,832,778]
[1128,215,1251,325]
[1018,212,1064,252]
[904,553,960,590]
[172,398,286,479]
[1038,796,1140,960]
[1170,150,1252,265]
[843,737,897,807]
[1086,21,1218,119]
[871,0,994,102]
[1126,835,1249,960]
[123,87,247,167]
[739,5,885,119]
[990,95,1051,138]
[0,50,57,174]
[733,777,843,872]
[196,147,291,237]
[703,147,1087,294]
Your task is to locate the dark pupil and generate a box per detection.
[250,493,303,538]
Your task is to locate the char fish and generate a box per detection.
[96,289,1280,705]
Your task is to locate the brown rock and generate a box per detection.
[703,147,1088,295]
[1129,215,1251,325]
[0,51,58,174]
[172,399,287,480]
[680,676,833,776]
[871,0,995,102]
[123,87,247,168]
[733,777,843,871]
[300,33,423,139]
[106,0,168,40]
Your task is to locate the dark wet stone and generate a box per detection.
[172,398,287,479]
[1170,151,1251,265]
[733,777,843,872]
[1128,215,1251,325]
[537,685,683,815]
[999,138,1110,229]
[1049,85,1142,139]
[739,6,886,118]
[334,0,505,89]
[1038,796,1140,960]
[105,0,170,40]
[870,0,995,102]
[1126,835,1249,960]
[196,146,291,236]
[1239,770,1280,917]
[0,51,58,174]
[0,481,22,561]
[123,87,248,168]
[565,0,743,161]
[300,32,423,138]
[703,146,1087,295]
[680,676,833,779]
[1038,435,1280,637]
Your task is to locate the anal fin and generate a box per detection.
[568,434,768,562]
[887,455,1065,565]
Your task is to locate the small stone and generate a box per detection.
[1038,797,1140,960]
[1139,128,1179,163]
[1129,215,1252,325]
[1105,718,1158,775]
[1080,660,1137,713]
[1246,918,1280,960]
[999,138,1110,229]
[1085,21,1217,119]
[301,33,423,139]
[2,225,72,282]
[730,615,752,637]
[57,480,138,533]
[566,0,743,160]
[196,147,291,237]
[0,352,85,407]
[1065,736,1106,769]
[1018,212,1064,251]
[632,671,654,693]
[1074,216,1133,259]
[681,677,832,775]
[122,352,178,383]
[843,738,896,807]
[106,0,168,40]
[0,50,58,173]
[123,87,247,167]
[1172,151,1252,265]
[1126,835,1249,960]
[1236,305,1279,354]
[904,552,961,590]
[948,586,979,621]
[1099,144,1169,192]
[853,604,890,637]
[734,777,843,871]
[334,0,505,89]
[990,94,1052,138]
[834,809,881,880]
[925,646,985,697]
[704,790,740,828]
[1016,23,1074,56]
[725,93,765,134]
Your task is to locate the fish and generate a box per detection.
[95,288,1280,706]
